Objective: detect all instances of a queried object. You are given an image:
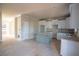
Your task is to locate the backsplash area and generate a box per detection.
[77,29,79,37]
[58,29,75,34]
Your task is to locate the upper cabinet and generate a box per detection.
[70,4,79,28]
[39,21,47,33]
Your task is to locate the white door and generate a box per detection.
[21,21,29,40]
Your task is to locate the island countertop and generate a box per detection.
[61,34,79,42]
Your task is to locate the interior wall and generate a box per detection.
[0,5,2,42]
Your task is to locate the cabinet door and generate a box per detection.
[40,25,45,33]
[70,4,79,28]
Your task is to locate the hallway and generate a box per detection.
[0,39,59,56]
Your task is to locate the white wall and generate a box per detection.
[0,5,2,42]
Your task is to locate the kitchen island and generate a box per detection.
[60,35,79,56]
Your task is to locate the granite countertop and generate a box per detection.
[62,34,79,42]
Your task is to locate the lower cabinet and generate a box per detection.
[61,39,79,56]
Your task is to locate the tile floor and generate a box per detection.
[0,39,59,56]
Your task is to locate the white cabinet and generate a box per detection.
[58,20,66,28]
[58,18,70,29]
[70,4,79,28]
[39,21,46,32]
[61,39,79,56]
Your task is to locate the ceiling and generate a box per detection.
[1,3,70,19]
